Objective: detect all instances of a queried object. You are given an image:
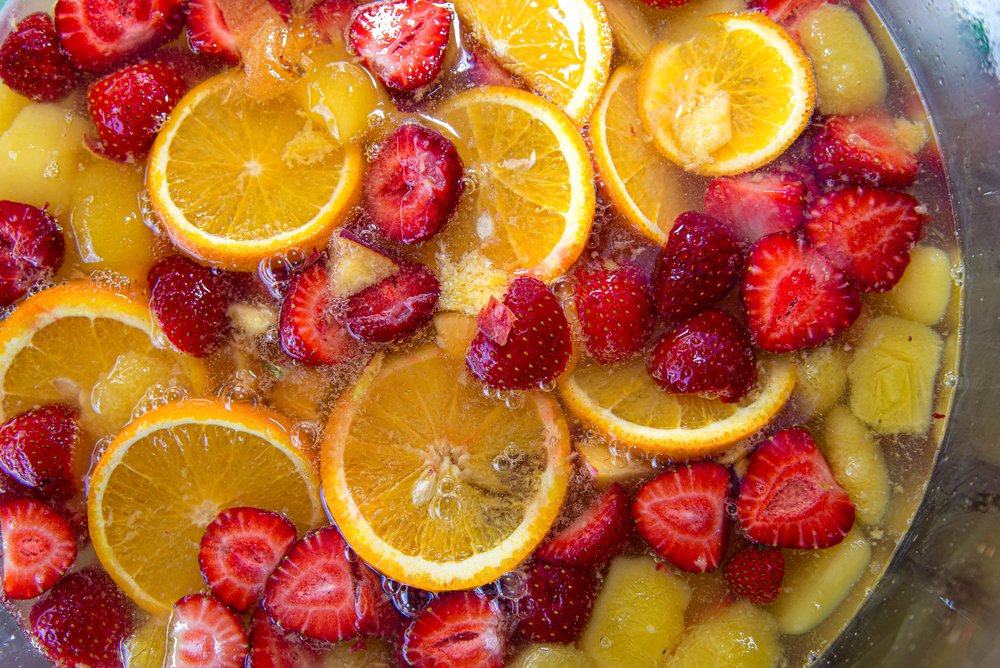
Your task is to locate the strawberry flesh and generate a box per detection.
[723,543,785,606]
[0,404,79,501]
[736,427,855,549]
[811,113,921,189]
[400,591,508,668]
[354,561,403,638]
[345,260,440,344]
[535,483,631,570]
[476,295,515,346]
[279,262,362,366]
[575,261,654,365]
[185,0,241,65]
[515,561,597,644]
[1,498,77,600]
[248,606,325,668]
[704,170,807,243]
[310,0,358,44]
[166,594,249,668]
[633,461,732,573]
[0,200,66,308]
[0,12,78,102]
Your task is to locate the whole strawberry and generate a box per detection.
[515,561,598,643]
[575,261,654,365]
[0,12,78,102]
[0,404,79,501]
[811,113,921,189]
[704,170,807,243]
[723,543,785,606]
[0,200,66,307]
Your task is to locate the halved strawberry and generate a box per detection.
[354,561,403,638]
[742,231,861,353]
[575,260,654,365]
[0,404,79,502]
[515,561,598,643]
[723,543,785,606]
[248,606,325,668]
[279,263,362,367]
[167,594,249,668]
[811,113,921,189]
[0,12,78,102]
[535,483,631,569]
[262,526,359,643]
[185,0,241,65]
[345,261,440,344]
[748,0,827,24]
[310,0,358,43]
[1,498,77,600]
[704,170,807,243]
[633,461,732,573]
[400,591,508,668]
[736,428,855,550]
[804,186,926,293]
[476,295,515,346]
[198,507,298,612]
[0,200,66,308]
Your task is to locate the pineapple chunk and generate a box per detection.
[602,0,659,62]
[574,433,655,485]
[323,637,395,667]
[0,83,31,135]
[122,615,168,668]
[511,643,597,668]
[768,527,872,635]
[657,0,747,44]
[847,316,943,434]
[84,351,180,438]
[876,245,952,326]
[793,346,848,418]
[581,556,691,668]
[821,405,890,526]
[328,232,399,299]
[290,55,390,143]
[663,600,781,668]
[433,311,479,360]
[229,302,278,338]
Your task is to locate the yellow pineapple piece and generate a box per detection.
[432,311,479,360]
[243,17,316,100]
[656,0,747,44]
[122,615,168,668]
[328,232,399,299]
[876,245,952,325]
[436,249,511,314]
[793,346,848,418]
[268,364,335,423]
[323,637,396,667]
[511,643,597,668]
[574,432,654,485]
[602,0,659,62]
[663,599,781,668]
[581,556,691,668]
[83,351,180,438]
[0,83,31,135]
[821,405,890,526]
[229,302,279,338]
[291,55,391,144]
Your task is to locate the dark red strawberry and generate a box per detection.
[742,231,861,353]
[262,526,359,643]
[345,261,440,344]
[149,255,239,357]
[466,277,572,391]
[633,461,732,573]
[638,0,695,8]
[198,507,298,612]
[811,113,921,189]
[476,295,515,346]
[0,200,66,308]
[1,498,77,600]
[723,543,785,606]
[0,404,79,501]
[450,45,517,89]
[310,0,358,43]
[400,591,508,668]
[704,171,807,243]
[535,483,630,569]
[646,308,757,404]
[29,567,134,668]
[348,0,451,91]
[650,212,744,322]
[354,561,403,638]
[804,186,926,293]
[86,60,188,162]
[736,427,855,549]
[363,124,464,245]
[185,0,241,65]
[248,606,325,668]
[0,12,78,102]
[575,261,654,365]
[748,0,827,23]
[167,594,249,668]
[515,561,597,643]
[0,468,34,506]
[279,263,362,366]
[55,0,186,73]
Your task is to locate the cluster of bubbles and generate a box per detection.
[492,443,527,474]
[382,578,437,619]
[477,569,533,621]
[258,249,307,299]
[137,188,165,237]
[480,385,526,410]
[952,263,964,288]
[217,370,261,407]
[290,421,321,451]
[88,268,133,293]
[132,383,189,421]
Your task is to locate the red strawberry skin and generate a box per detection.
[575,261,654,365]
[354,561,404,638]
[400,591,508,668]
[515,561,597,643]
[310,0,359,43]
[704,171,807,243]
[633,461,732,573]
[736,428,855,550]
[167,594,249,668]
[466,277,572,391]
[723,543,785,606]
[804,186,926,293]
[279,263,362,366]
[0,404,79,501]
[345,261,440,344]
[811,114,920,189]
[1,498,77,600]
[647,307,757,404]
[0,12,79,102]
[185,0,241,65]
[742,231,861,353]
[248,606,325,668]
[535,483,631,569]
[0,200,66,308]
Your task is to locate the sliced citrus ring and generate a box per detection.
[88,398,324,615]
[321,344,571,591]
[638,11,815,176]
[591,64,697,245]
[558,356,796,458]
[414,86,595,313]
[452,0,613,124]
[147,71,364,271]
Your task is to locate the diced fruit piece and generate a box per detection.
[198,507,298,612]
[877,245,953,325]
[647,308,757,404]
[536,483,631,570]
[748,0,821,24]
[579,555,691,668]
[348,0,451,91]
[516,562,598,643]
[0,404,79,501]
[165,594,249,668]
[601,0,658,62]
[575,261,654,365]
[400,591,508,668]
[354,562,403,637]
[363,124,464,244]
[723,543,785,606]
[704,170,806,243]
[433,311,478,359]
[240,16,315,101]
[797,3,886,115]
[280,263,362,367]
[122,615,169,668]
[768,526,871,634]
[476,295,515,345]
[345,261,440,344]
[736,427,855,549]
[792,345,848,418]
[511,642,596,668]
[311,0,358,45]
[573,434,654,485]
[0,200,65,308]
[811,113,921,189]
[29,567,135,668]
[290,57,389,143]
[662,599,781,668]
[0,13,78,102]
[847,315,944,434]
[328,231,399,299]
[1,498,77,599]
[742,231,861,353]
[633,461,732,572]
[248,606,325,668]
[656,0,747,43]
[0,82,31,134]
[185,0,241,65]
[821,405,890,526]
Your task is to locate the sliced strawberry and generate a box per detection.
[450,44,517,90]
[354,561,403,638]
[811,113,921,189]
[515,561,597,643]
[742,231,861,353]
[804,186,926,293]
[476,296,515,346]
[185,0,241,65]
[279,263,362,366]
[0,200,66,308]
[262,526,359,643]
[0,467,34,507]
[198,507,298,612]
[400,591,508,668]
[646,308,757,404]
[310,0,358,43]
[637,0,695,7]
[535,483,630,570]
[149,255,239,357]
[704,170,807,243]
[166,594,249,668]
[748,0,826,23]
[723,543,785,606]
[1,498,76,600]
[633,461,732,573]
[54,0,187,73]
[650,212,744,322]
[0,12,78,102]
[0,404,79,501]
[248,606,325,668]
[466,277,572,391]
[362,124,464,245]
[29,567,134,668]
[345,261,440,344]
[736,427,855,550]
[348,0,451,91]
[575,260,654,365]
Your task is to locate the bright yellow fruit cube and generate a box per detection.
[0,83,31,135]
[511,643,597,668]
[877,245,953,325]
[663,599,781,668]
[821,405,890,526]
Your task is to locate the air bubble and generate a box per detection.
[503,444,524,463]
[291,421,321,450]
[550,276,574,302]
[538,378,557,393]
[600,636,612,649]
[725,501,739,518]
[493,455,510,472]
[42,161,59,179]
[432,494,460,522]
[217,376,260,406]
[943,372,958,388]
[504,392,525,409]
[392,586,435,618]
[437,476,456,495]
[89,269,132,292]
[137,189,165,236]
[477,582,499,599]
[258,253,300,299]
[461,171,479,194]
[85,436,115,493]
[497,571,524,598]
[625,447,646,465]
